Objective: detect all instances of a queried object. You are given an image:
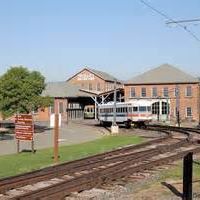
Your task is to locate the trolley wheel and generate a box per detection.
[125,121,131,129]
[100,120,104,126]
[138,122,146,129]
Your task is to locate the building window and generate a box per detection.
[89,83,92,90]
[141,87,146,97]
[186,107,192,117]
[97,83,101,91]
[152,87,157,97]
[186,86,192,97]
[50,105,55,113]
[105,83,109,91]
[108,83,112,90]
[152,102,159,115]
[162,102,169,115]
[130,87,136,97]
[163,87,168,97]
[59,102,64,113]
[174,87,180,97]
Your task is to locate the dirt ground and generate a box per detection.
[65,160,200,200]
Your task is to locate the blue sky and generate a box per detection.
[0,0,199,81]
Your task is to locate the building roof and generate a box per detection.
[86,68,121,83]
[42,82,89,98]
[67,67,121,83]
[126,64,199,85]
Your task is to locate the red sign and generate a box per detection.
[15,114,34,141]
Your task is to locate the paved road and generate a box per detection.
[0,120,104,156]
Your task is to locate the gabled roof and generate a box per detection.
[86,68,121,82]
[126,64,199,85]
[42,82,89,98]
[67,67,121,83]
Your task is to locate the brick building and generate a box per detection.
[36,67,122,121]
[67,67,121,92]
[124,64,200,123]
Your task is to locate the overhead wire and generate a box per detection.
[139,0,200,43]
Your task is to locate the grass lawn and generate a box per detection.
[0,135,143,178]
[133,158,200,195]
[160,160,200,181]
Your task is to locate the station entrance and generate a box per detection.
[66,88,124,121]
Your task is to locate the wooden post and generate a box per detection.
[17,140,20,153]
[54,113,59,164]
[183,152,193,200]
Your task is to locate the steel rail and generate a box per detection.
[0,136,171,193]
[10,146,200,200]
[0,137,181,194]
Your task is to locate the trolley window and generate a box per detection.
[139,106,146,112]
[147,106,151,112]
[133,107,138,112]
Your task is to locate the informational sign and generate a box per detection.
[15,114,34,141]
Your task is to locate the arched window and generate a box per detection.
[162,102,170,115]
[152,102,159,114]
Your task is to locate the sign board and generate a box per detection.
[77,72,94,81]
[15,114,34,141]
[50,113,61,128]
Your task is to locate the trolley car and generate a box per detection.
[98,100,152,128]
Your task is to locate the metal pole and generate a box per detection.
[176,85,181,127]
[183,152,193,200]
[94,96,97,120]
[166,97,169,121]
[113,80,117,126]
[54,113,59,164]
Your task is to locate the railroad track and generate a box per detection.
[6,143,200,199]
[0,128,199,199]
[146,124,200,139]
[0,136,171,193]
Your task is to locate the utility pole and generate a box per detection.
[113,80,117,126]
[53,99,59,164]
[54,113,59,164]
[111,79,119,134]
[166,97,169,121]
[175,85,181,127]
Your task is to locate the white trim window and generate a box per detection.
[59,102,64,113]
[97,82,101,91]
[89,83,93,90]
[152,87,157,97]
[141,87,146,97]
[186,107,192,117]
[130,87,136,97]
[174,87,180,97]
[163,87,169,97]
[185,86,192,97]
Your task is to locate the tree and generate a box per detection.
[0,66,53,118]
